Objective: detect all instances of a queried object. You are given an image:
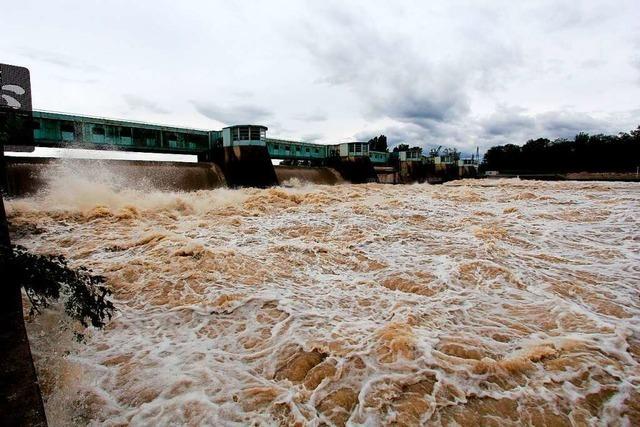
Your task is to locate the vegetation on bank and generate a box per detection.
[5,245,115,341]
[481,126,640,173]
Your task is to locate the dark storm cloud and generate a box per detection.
[356,105,635,155]
[481,107,536,137]
[290,1,640,151]
[355,122,458,152]
[294,2,527,144]
[123,95,169,114]
[382,83,470,125]
[191,102,272,125]
[536,111,608,138]
[477,107,638,149]
[5,1,639,152]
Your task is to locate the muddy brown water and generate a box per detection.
[6,165,640,426]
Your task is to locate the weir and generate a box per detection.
[275,165,344,185]
[4,158,227,196]
[4,110,479,192]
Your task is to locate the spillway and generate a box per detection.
[274,165,345,185]
[4,158,227,196]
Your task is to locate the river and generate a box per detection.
[6,164,640,426]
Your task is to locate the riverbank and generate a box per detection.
[485,171,639,181]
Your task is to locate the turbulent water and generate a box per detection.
[6,165,640,426]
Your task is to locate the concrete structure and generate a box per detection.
[222,125,266,147]
[267,138,329,161]
[336,142,368,158]
[31,111,215,156]
[369,151,390,164]
[19,110,479,186]
[398,150,422,161]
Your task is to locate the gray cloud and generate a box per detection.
[300,133,324,142]
[124,95,169,114]
[295,2,639,151]
[4,1,639,152]
[581,59,606,69]
[294,112,327,122]
[632,40,640,83]
[529,1,614,32]
[294,2,528,144]
[297,9,472,126]
[191,102,272,125]
[20,48,101,73]
[536,111,605,137]
[477,107,639,150]
[354,105,639,155]
[481,107,536,137]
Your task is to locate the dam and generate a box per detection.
[3,110,478,194]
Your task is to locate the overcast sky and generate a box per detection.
[3,0,639,153]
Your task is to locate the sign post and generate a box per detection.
[0,63,47,426]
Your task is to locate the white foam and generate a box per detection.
[9,173,640,425]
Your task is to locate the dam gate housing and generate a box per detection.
[8,110,478,189]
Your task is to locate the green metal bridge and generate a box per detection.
[28,111,390,163]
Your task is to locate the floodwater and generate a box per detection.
[6,164,640,426]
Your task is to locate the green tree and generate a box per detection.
[367,135,388,152]
[482,125,640,172]
[7,245,115,342]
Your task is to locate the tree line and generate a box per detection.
[367,135,423,154]
[482,126,640,172]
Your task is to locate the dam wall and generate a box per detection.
[219,146,279,188]
[375,166,398,184]
[3,158,226,197]
[328,157,378,184]
[3,155,477,196]
[393,161,462,184]
[397,161,430,184]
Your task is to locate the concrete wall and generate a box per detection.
[4,158,227,196]
[219,145,279,188]
[328,157,378,184]
[374,166,398,184]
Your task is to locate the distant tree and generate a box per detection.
[367,135,388,152]
[575,132,590,145]
[482,125,640,172]
[392,143,410,152]
[409,146,423,155]
[482,144,522,171]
